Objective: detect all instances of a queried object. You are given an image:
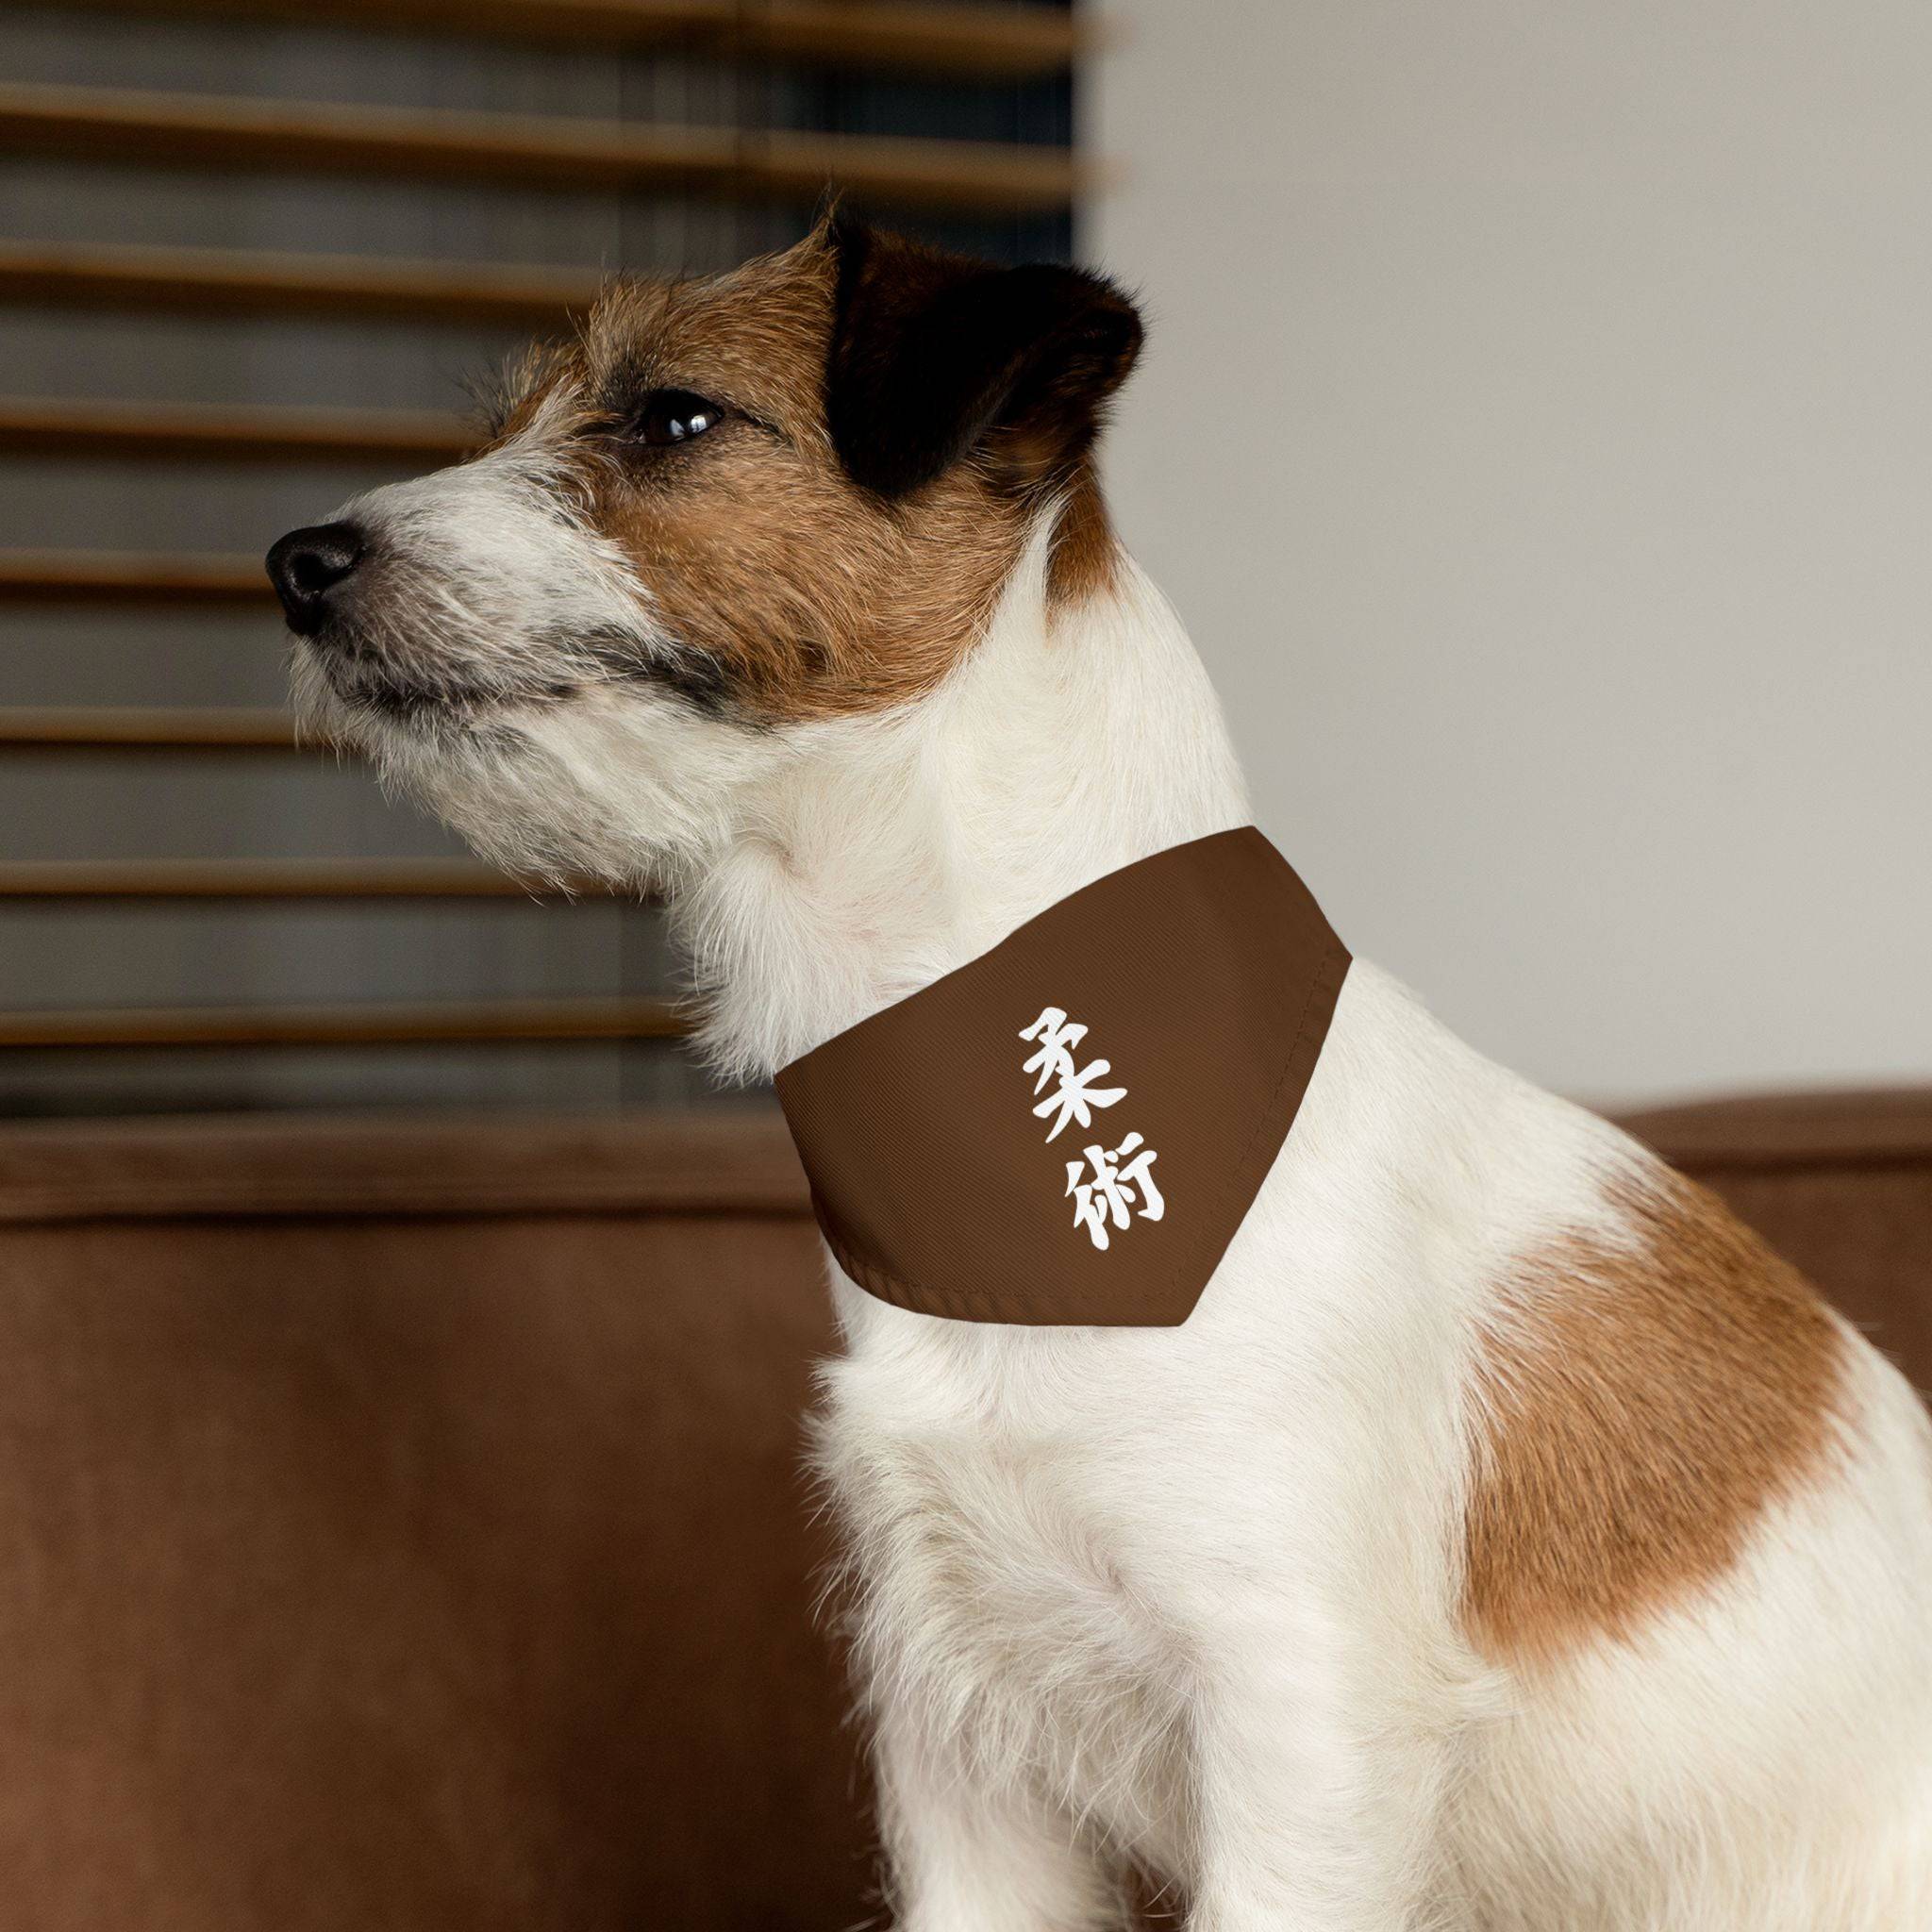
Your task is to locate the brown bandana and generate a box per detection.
[774,828,1350,1326]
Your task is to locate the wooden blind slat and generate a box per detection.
[0,708,297,750]
[752,0,1084,76]
[0,995,687,1047]
[0,396,470,465]
[0,552,271,604]
[0,859,573,900]
[0,82,1086,215]
[27,0,1084,78]
[0,241,598,327]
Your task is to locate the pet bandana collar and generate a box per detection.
[774,827,1350,1327]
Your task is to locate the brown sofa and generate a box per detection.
[0,1091,1925,1931]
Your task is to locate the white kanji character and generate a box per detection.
[1065,1134,1163,1250]
[1033,1058,1125,1141]
[1019,1007,1087,1096]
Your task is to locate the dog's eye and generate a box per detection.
[631,390,725,447]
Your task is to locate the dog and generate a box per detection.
[269,215,1932,1930]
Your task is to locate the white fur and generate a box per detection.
[294,487,1932,1929]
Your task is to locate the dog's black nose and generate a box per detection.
[266,522,365,636]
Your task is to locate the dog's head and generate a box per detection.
[269,217,1142,884]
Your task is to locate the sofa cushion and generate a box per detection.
[0,1091,1924,1929]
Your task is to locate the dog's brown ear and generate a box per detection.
[824,214,1142,500]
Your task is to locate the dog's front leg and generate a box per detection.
[872,1701,1128,1932]
[1183,1595,1459,1932]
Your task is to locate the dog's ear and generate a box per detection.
[824,214,1143,500]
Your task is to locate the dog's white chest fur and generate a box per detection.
[820,1322,1199,1868]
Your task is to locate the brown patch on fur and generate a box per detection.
[579,242,1029,721]
[1462,1169,1847,1664]
[481,226,1133,722]
[1046,463,1122,608]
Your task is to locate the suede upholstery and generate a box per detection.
[0,1092,1924,1929]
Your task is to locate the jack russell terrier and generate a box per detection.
[268,216,1932,1931]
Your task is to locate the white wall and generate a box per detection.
[1090,0,1931,1105]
